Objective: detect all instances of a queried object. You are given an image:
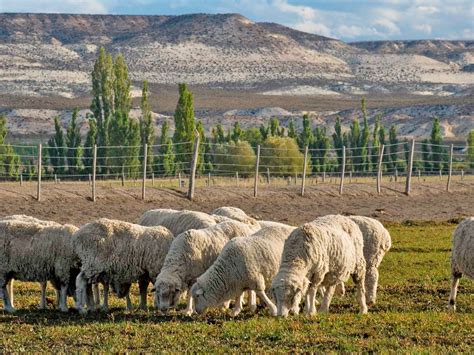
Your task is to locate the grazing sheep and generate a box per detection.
[138,209,217,235]
[271,215,367,317]
[0,219,79,313]
[258,220,295,229]
[448,217,474,311]
[0,215,62,309]
[211,207,259,228]
[154,219,260,315]
[191,224,296,316]
[73,218,173,313]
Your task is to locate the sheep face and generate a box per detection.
[190,281,218,314]
[271,277,308,317]
[154,278,182,312]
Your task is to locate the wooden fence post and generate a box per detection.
[461,169,464,181]
[142,143,148,200]
[405,139,415,196]
[266,168,270,184]
[254,145,260,197]
[439,169,442,181]
[188,133,200,200]
[377,144,385,194]
[20,173,23,186]
[92,144,97,202]
[207,172,211,187]
[236,171,239,186]
[152,173,155,187]
[301,146,308,196]
[446,144,453,192]
[339,146,346,195]
[178,173,181,188]
[37,143,42,201]
[418,169,421,182]
[121,171,125,187]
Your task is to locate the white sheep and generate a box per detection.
[154,219,260,315]
[271,215,368,317]
[448,217,474,311]
[73,218,173,313]
[0,219,79,313]
[211,206,259,228]
[0,215,62,310]
[138,209,218,235]
[190,224,296,316]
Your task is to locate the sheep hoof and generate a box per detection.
[269,308,277,317]
[360,307,368,315]
[249,305,257,313]
[184,309,193,317]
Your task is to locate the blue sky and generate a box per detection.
[2,0,473,42]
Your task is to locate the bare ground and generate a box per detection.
[0,180,472,226]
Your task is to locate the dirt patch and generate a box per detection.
[0,180,472,226]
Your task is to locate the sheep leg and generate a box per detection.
[304,286,318,315]
[335,282,346,297]
[86,284,96,312]
[352,272,368,315]
[184,292,194,316]
[0,278,15,313]
[364,267,378,306]
[138,278,149,310]
[6,280,14,309]
[256,290,277,316]
[126,292,133,311]
[59,284,69,312]
[102,283,109,311]
[448,271,462,312]
[231,293,245,317]
[55,288,60,308]
[39,281,47,309]
[319,284,335,313]
[248,290,257,312]
[93,283,101,307]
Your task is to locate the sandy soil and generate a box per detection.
[0,180,472,226]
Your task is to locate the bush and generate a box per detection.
[260,137,307,175]
[212,140,256,176]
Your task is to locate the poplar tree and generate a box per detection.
[297,114,313,149]
[349,119,360,171]
[371,114,381,169]
[66,108,82,175]
[231,122,243,142]
[157,121,175,176]
[0,114,21,178]
[468,130,474,169]
[139,80,155,171]
[83,116,97,174]
[332,116,344,168]
[173,83,196,171]
[389,125,399,171]
[48,116,67,175]
[421,139,432,172]
[269,117,281,137]
[288,119,297,139]
[430,117,444,172]
[360,99,370,171]
[311,126,330,173]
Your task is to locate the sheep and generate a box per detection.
[0,215,62,309]
[190,224,296,316]
[211,207,260,228]
[448,217,474,312]
[0,219,79,313]
[138,209,218,236]
[73,218,174,313]
[258,220,295,229]
[154,219,260,315]
[271,215,368,317]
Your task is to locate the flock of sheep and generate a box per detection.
[0,208,472,316]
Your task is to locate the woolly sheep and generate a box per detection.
[138,209,217,235]
[0,219,79,313]
[191,224,296,316]
[448,217,474,311]
[258,220,295,229]
[0,215,62,309]
[271,215,367,317]
[154,219,260,315]
[73,218,173,313]
[211,207,260,228]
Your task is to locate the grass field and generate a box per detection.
[1,222,473,352]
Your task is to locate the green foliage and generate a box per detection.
[156,121,175,176]
[211,124,227,144]
[349,118,361,171]
[173,83,196,170]
[332,116,344,168]
[311,126,330,173]
[430,117,444,171]
[48,116,67,175]
[113,54,132,116]
[288,119,297,139]
[66,109,82,175]
[0,114,6,144]
[261,136,306,175]
[231,122,243,143]
[259,124,269,141]
[297,114,313,149]
[212,140,256,176]
[371,114,381,169]
[360,105,370,171]
[269,117,282,137]
[468,130,474,169]
[242,127,262,147]
[139,81,155,171]
[83,116,97,174]
[422,139,432,172]
[389,125,399,171]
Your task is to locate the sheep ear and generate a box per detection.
[195,288,204,295]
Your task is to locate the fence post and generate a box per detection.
[339,146,346,195]
[121,171,125,187]
[142,143,148,200]
[254,145,260,197]
[418,169,421,182]
[439,169,442,181]
[20,173,23,186]
[208,172,211,187]
[188,133,200,200]
[235,171,239,186]
[266,168,270,184]
[301,146,308,196]
[152,173,155,187]
[461,169,464,181]
[446,144,453,192]
[323,170,326,183]
[92,144,97,202]
[395,169,398,182]
[377,144,385,194]
[405,139,415,196]
[37,143,42,201]
[349,170,352,184]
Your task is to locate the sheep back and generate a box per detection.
[452,217,474,279]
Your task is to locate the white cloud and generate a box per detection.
[413,24,432,34]
[416,6,439,14]
[372,18,401,35]
[1,0,109,14]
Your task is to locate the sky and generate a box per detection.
[1,0,473,42]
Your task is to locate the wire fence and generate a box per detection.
[0,139,472,201]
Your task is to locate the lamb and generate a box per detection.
[154,219,260,315]
[271,215,368,317]
[73,218,174,313]
[0,219,79,313]
[448,217,474,311]
[190,224,296,316]
[211,207,260,228]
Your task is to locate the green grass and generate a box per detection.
[1,223,473,352]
